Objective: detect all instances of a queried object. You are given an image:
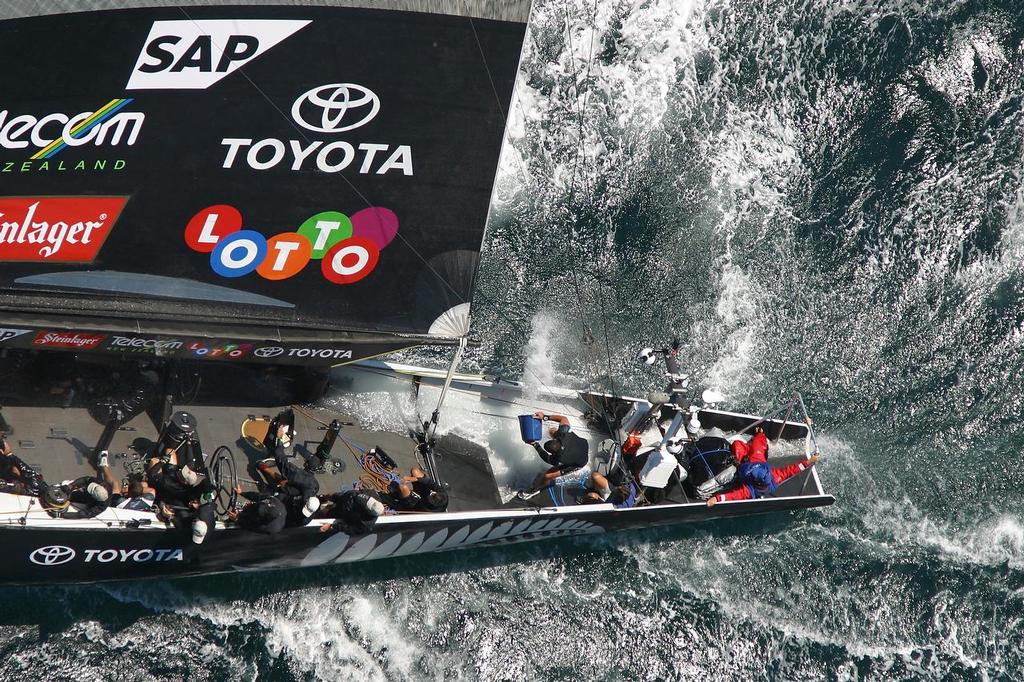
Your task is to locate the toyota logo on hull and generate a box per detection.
[30,545,76,565]
[291,83,380,133]
[254,346,284,358]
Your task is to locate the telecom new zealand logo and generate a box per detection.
[184,204,399,283]
[0,98,143,173]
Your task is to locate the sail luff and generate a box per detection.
[0,1,532,23]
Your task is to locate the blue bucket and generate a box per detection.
[518,415,543,443]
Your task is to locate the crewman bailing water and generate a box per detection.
[706,427,819,506]
[516,411,590,500]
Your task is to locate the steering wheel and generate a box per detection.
[205,445,238,518]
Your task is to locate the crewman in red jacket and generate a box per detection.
[706,427,819,506]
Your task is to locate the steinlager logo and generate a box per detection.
[0,197,127,262]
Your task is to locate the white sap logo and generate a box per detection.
[0,328,30,343]
[127,19,311,90]
[29,545,75,566]
[292,83,380,133]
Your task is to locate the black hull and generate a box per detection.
[2,494,833,585]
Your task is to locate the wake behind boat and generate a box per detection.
[0,0,832,585]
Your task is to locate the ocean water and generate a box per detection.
[4,0,1024,679]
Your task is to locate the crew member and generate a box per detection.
[706,427,820,505]
[517,411,590,499]
[388,466,448,513]
[0,436,46,496]
[577,471,637,508]
[260,424,321,526]
[319,488,386,535]
[59,475,110,518]
[149,456,215,543]
[228,486,288,535]
[97,450,156,512]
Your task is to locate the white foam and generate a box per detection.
[704,258,763,398]
[522,311,559,399]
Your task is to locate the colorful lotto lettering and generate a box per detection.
[183,204,398,284]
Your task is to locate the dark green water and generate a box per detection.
[3,0,1024,679]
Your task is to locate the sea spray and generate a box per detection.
[522,310,559,399]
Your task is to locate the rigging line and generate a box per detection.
[594,279,617,398]
[569,1,622,442]
[469,16,536,188]
[467,17,506,122]
[174,8,472,312]
[560,2,622,427]
[559,8,594,349]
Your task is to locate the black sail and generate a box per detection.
[0,1,530,363]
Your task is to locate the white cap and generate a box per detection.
[365,497,385,517]
[87,482,109,502]
[302,496,320,518]
[180,465,200,486]
[192,520,208,544]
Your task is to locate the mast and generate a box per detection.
[421,335,468,481]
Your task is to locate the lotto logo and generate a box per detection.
[184,204,398,284]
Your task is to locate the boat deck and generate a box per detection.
[0,401,503,513]
[0,351,503,514]
[0,351,825,523]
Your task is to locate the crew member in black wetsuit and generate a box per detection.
[228,486,288,535]
[0,435,45,496]
[259,423,321,525]
[318,489,385,535]
[517,411,590,499]
[388,466,448,512]
[59,475,110,518]
[149,452,215,544]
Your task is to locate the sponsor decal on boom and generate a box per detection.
[186,340,253,360]
[106,335,184,354]
[0,328,31,343]
[184,203,398,284]
[0,197,127,262]
[33,331,106,349]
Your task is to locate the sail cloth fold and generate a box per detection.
[0,1,531,357]
[0,1,533,22]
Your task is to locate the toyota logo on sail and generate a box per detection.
[291,83,380,133]
[30,545,76,566]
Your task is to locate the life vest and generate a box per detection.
[731,431,769,464]
[622,433,642,456]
